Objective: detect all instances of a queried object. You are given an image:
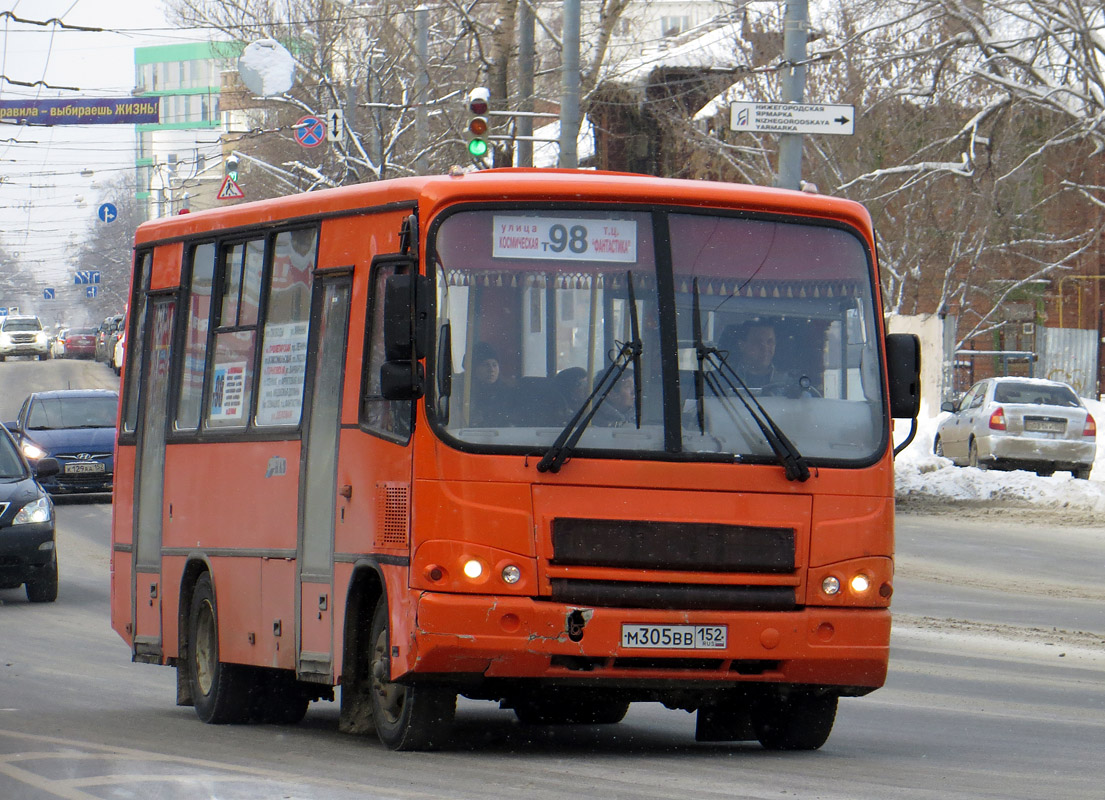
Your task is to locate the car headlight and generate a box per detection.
[14,496,52,525]
[35,331,47,344]
[21,441,47,460]
[0,333,11,346]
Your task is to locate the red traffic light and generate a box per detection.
[468,117,488,136]
[468,87,490,116]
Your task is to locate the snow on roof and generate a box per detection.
[600,21,744,94]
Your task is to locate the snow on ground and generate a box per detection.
[893,398,1105,514]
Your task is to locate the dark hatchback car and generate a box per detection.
[0,423,59,602]
[7,390,118,495]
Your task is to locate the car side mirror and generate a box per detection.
[940,401,956,413]
[34,457,60,478]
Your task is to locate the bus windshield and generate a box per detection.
[428,207,885,465]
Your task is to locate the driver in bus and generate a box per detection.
[718,319,782,388]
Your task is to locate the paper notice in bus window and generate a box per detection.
[210,361,247,420]
[256,322,310,426]
[493,216,637,263]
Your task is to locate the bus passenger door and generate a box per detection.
[132,296,176,662]
[296,275,352,681]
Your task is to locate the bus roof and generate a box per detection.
[133,168,874,247]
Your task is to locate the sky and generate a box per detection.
[0,0,201,317]
[895,398,1105,514]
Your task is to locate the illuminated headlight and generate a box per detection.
[821,576,841,595]
[35,331,47,344]
[463,559,484,579]
[850,574,871,594]
[14,496,52,525]
[501,564,521,584]
[21,441,47,460]
[0,333,11,346]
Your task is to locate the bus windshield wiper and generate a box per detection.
[537,271,642,474]
[690,278,810,483]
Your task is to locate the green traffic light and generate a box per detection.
[468,138,489,158]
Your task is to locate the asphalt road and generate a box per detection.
[1,359,1102,799]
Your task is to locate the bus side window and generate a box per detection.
[206,239,263,429]
[176,242,216,431]
[361,260,413,442]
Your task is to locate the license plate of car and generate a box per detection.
[620,624,727,650]
[64,462,105,474]
[1025,420,1065,433]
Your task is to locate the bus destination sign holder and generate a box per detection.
[730,102,855,136]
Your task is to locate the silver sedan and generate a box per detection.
[934,377,1096,478]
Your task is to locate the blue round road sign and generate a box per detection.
[98,202,117,223]
[294,115,326,148]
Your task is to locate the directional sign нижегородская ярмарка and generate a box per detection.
[729,102,855,136]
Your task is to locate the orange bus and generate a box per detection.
[111,168,920,751]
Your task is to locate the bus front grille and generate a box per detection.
[550,518,795,573]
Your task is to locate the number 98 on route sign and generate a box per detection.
[492,215,638,263]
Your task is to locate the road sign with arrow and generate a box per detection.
[729,102,855,136]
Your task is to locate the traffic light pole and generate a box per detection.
[559,0,581,169]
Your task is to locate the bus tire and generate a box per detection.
[188,573,251,724]
[368,599,455,750]
[751,691,837,751]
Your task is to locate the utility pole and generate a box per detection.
[415,5,429,175]
[559,0,581,169]
[776,0,808,190]
[517,1,535,168]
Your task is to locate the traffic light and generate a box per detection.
[466,87,490,159]
[225,154,240,182]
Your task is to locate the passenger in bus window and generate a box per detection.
[466,342,515,426]
[593,372,635,427]
[548,367,590,424]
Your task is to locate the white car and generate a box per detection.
[0,315,50,361]
[51,328,69,359]
[112,330,125,376]
[934,377,1095,478]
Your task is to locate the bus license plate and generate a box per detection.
[64,462,105,474]
[621,624,727,650]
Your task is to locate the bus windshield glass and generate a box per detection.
[428,207,885,464]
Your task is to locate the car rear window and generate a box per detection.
[993,382,1080,407]
[69,328,97,335]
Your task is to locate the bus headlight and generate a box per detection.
[462,559,484,579]
[821,576,841,595]
[850,573,871,594]
[501,564,521,584]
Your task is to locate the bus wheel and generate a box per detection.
[368,599,455,750]
[188,573,251,724]
[512,691,629,725]
[751,691,837,751]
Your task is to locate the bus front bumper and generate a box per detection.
[408,592,890,691]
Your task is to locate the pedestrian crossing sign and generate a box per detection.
[217,175,245,200]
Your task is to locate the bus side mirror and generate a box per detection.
[885,333,921,418]
[382,272,430,361]
[381,270,429,400]
[380,361,425,400]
